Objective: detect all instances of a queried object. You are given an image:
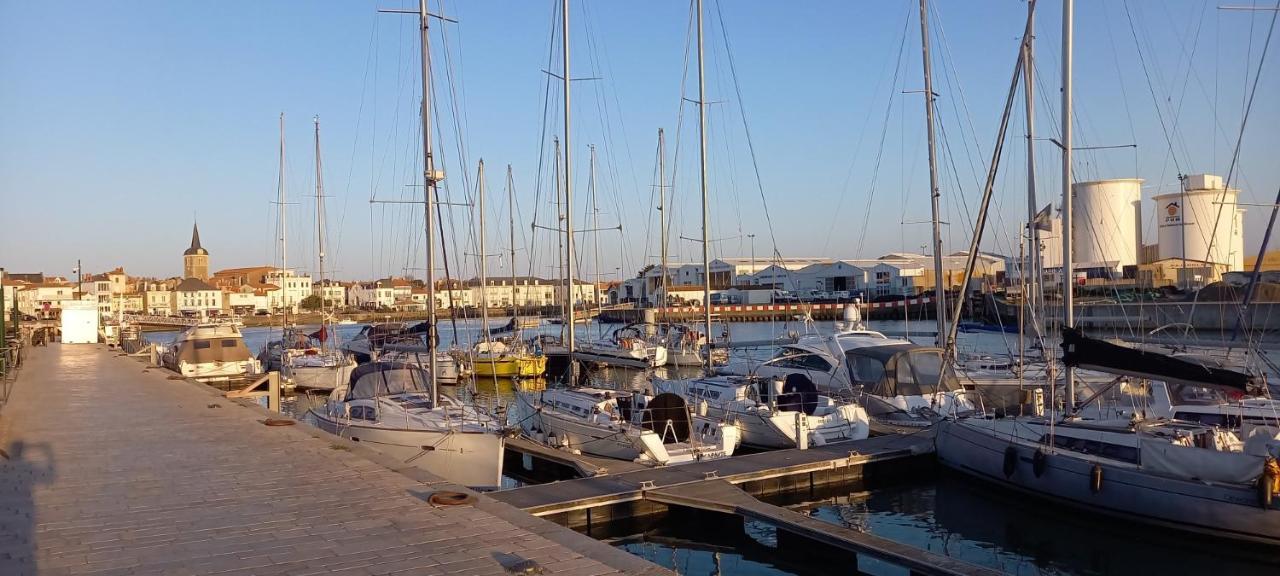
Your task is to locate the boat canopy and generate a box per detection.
[1061,328,1253,393]
[844,344,959,397]
[176,336,252,365]
[345,362,430,401]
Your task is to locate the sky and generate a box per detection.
[2,0,1277,282]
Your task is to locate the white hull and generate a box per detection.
[309,411,504,489]
[175,360,259,382]
[574,345,668,369]
[284,361,356,391]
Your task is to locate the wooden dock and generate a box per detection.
[0,345,667,575]
[493,431,998,576]
[505,437,649,478]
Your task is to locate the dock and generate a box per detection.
[492,431,999,576]
[0,345,666,575]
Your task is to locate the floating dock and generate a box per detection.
[0,345,665,575]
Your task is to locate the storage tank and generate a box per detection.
[1071,178,1142,271]
[1153,174,1244,269]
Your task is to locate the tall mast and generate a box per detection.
[1023,0,1039,338]
[418,0,440,401]
[562,0,576,363]
[1061,0,1075,409]
[507,165,519,336]
[918,0,946,343]
[477,160,490,346]
[589,145,603,337]
[314,115,328,336]
[553,138,566,330]
[696,0,712,373]
[658,128,668,318]
[277,112,289,327]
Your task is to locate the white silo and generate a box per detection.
[1153,174,1244,269]
[1071,178,1142,272]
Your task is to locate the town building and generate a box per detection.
[173,277,222,317]
[312,279,348,308]
[264,269,312,313]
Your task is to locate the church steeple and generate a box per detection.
[184,223,208,256]
[183,221,210,281]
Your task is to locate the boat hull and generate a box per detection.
[473,355,547,378]
[308,411,504,489]
[935,419,1280,545]
[284,361,356,391]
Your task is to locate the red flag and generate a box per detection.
[311,325,328,343]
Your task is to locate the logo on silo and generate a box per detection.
[1163,202,1181,225]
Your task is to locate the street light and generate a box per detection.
[747,234,756,285]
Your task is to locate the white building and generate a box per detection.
[1154,173,1245,272]
[264,270,312,313]
[349,282,396,310]
[174,277,222,317]
[869,261,925,297]
[80,276,113,320]
[140,283,174,315]
[312,280,347,308]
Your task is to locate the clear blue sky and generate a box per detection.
[3,0,1277,282]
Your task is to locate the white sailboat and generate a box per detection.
[311,0,504,487]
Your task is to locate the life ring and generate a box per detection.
[1032,449,1048,478]
[1002,446,1017,478]
[1090,464,1103,494]
[427,490,476,506]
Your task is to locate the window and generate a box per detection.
[221,339,237,348]
[849,354,886,385]
[875,271,890,283]
[1043,435,1139,464]
[193,341,211,349]
[350,406,376,421]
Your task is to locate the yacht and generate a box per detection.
[725,327,976,433]
[563,323,668,369]
[340,322,409,363]
[936,329,1280,545]
[161,322,261,382]
[511,387,739,465]
[378,341,461,385]
[308,362,506,489]
[651,374,869,449]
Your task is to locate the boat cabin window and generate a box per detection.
[849,355,886,386]
[193,340,211,350]
[775,348,833,372]
[896,351,947,396]
[1164,383,1230,406]
[690,386,721,400]
[346,364,430,400]
[221,339,238,348]
[1042,434,1139,464]
[350,406,376,421]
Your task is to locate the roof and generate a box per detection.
[212,266,277,276]
[184,223,208,256]
[174,277,218,292]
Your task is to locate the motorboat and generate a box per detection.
[651,373,869,449]
[471,339,547,378]
[511,387,739,465]
[307,361,506,489]
[161,322,261,382]
[935,329,1280,545]
[657,323,727,368]
[725,328,976,433]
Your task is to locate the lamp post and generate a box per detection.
[748,234,756,285]
[74,259,82,301]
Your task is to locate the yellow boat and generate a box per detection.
[471,341,547,377]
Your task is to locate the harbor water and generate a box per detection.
[145,319,1280,575]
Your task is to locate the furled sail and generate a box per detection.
[1061,328,1253,393]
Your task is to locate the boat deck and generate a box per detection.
[0,344,666,575]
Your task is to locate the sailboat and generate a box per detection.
[277,116,356,391]
[310,0,504,488]
[934,0,1280,544]
[470,162,547,378]
[514,0,737,465]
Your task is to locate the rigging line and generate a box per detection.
[526,0,563,279]
[855,21,912,258]
[712,0,779,255]
[333,13,380,276]
[1123,1,1185,177]
[1193,0,1279,326]
[1101,2,1142,178]
[930,2,987,194]
[667,0,696,267]
[822,3,914,257]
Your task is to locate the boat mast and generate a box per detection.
[418,0,440,402]
[1061,0,1075,409]
[696,0,712,373]
[277,112,288,331]
[553,138,566,331]
[918,0,946,344]
[589,145,603,339]
[562,0,576,365]
[314,115,328,346]
[507,164,519,337]
[1023,0,1040,342]
[478,160,490,347]
[658,128,668,321]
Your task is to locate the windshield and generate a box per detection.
[347,365,430,400]
[897,350,952,395]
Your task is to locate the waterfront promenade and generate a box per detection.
[0,344,666,576]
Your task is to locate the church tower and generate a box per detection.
[183,222,210,280]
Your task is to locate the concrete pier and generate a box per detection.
[0,345,667,575]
